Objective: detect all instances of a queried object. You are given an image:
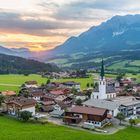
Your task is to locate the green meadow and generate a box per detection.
[0,116,140,140]
[0,74,93,92]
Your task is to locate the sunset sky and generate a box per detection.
[0,0,140,51]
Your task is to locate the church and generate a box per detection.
[91,60,116,100]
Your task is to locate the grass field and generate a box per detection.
[0,116,140,140]
[0,74,93,92]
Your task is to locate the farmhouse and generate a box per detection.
[63,106,109,128]
[3,97,36,116]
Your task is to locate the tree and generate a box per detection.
[75,98,82,106]
[129,119,136,127]
[116,73,126,82]
[19,111,32,122]
[46,79,51,84]
[0,95,5,106]
[86,83,90,88]
[94,82,98,88]
[116,112,125,125]
[91,83,94,87]
[71,88,78,94]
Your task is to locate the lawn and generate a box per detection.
[0,74,48,92]
[0,116,140,140]
[0,74,93,92]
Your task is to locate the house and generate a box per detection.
[75,94,89,101]
[63,106,109,128]
[49,88,70,95]
[112,96,140,117]
[3,97,36,116]
[28,91,44,101]
[91,60,116,100]
[0,91,16,96]
[60,81,81,91]
[83,99,119,117]
[25,81,38,88]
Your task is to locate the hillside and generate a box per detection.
[0,53,59,74]
[47,14,140,73]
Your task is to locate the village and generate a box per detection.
[1,60,140,134]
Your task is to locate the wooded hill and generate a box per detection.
[0,53,59,74]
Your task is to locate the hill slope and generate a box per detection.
[47,14,140,72]
[0,53,59,74]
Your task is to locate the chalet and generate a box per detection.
[25,81,38,88]
[0,91,16,96]
[63,106,108,128]
[3,97,36,116]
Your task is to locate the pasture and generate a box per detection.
[0,116,140,140]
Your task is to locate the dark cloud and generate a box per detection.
[0,11,86,36]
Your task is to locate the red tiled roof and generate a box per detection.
[1,91,16,96]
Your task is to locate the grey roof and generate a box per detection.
[112,96,140,107]
[50,110,64,116]
[83,99,119,110]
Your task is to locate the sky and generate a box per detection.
[0,0,140,51]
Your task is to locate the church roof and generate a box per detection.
[100,59,105,80]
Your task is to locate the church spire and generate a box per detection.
[100,59,105,80]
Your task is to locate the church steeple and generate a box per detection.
[100,59,105,80]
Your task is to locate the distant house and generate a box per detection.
[49,88,70,95]
[63,106,109,128]
[25,81,38,88]
[60,81,81,91]
[0,91,16,96]
[3,97,36,116]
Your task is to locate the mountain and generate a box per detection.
[47,14,140,72]
[0,53,59,74]
[0,46,32,58]
[51,14,140,54]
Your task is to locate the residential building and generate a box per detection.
[25,81,38,88]
[3,97,36,116]
[63,106,109,128]
[112,96,140,117]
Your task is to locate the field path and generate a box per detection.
[0,84,21,87]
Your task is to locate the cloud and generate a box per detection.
[0,11,88,37]
[39,0,140,21]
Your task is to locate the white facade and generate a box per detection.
[91,77,116,100]
[25,84,38,88]
[22,106,36,116]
